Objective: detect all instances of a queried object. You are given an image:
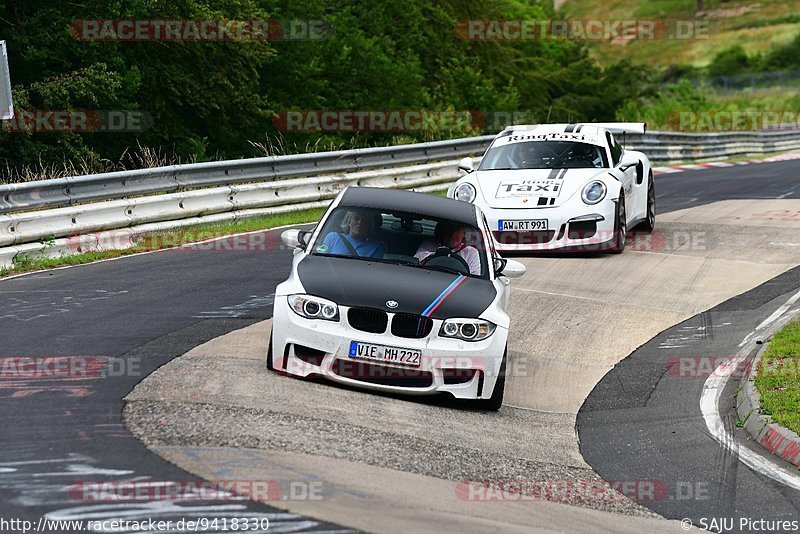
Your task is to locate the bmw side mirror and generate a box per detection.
[496,258,526,279]
[281,229,310,250]
[458,157,474,173]
[493,257,507,276]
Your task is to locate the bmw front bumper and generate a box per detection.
[270,298,508,401]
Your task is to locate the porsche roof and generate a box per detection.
[338,186,478,225]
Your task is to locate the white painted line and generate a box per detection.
[702,289,800,492]
[738,332,756,348]
[701,355,800,493]
[738,289,800,347]
[756,288,800,331]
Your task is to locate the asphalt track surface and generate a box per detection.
[1,158,799,532]
[577,266,800,531]
[576,159,800,531]
[0,243,343,531]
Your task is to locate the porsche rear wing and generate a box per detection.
[592,122,647,135]
[496,122,647,136]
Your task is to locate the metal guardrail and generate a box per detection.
[0,136,495,214]
[0,160,465,248]
[3,129,799,215]
[1,128,799,269]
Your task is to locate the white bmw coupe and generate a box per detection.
[269,187,526,410]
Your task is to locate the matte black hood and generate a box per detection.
[297,255,495,320]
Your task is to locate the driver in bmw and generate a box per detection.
[414,221,481,275]
[321,209,386,258]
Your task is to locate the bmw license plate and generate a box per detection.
[349,341,421,368]
[498,219,548,231]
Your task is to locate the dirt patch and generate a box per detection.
[700,3,760,19]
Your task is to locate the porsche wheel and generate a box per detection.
[640,172,656,233]
[609,194,627,254]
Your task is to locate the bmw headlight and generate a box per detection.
[288,295,339,321]
[454,183,477,203]
[440,319,496,341]
[581,181,607,205]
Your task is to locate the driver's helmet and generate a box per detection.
[520,143,543,165]
[573,143,595,159]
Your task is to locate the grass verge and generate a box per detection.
[755,319,800,435]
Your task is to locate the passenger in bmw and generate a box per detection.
[414,221,481,275]
[321,209,386,258]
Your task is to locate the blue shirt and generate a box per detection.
[321,232,386,259]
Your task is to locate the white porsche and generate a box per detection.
[448,123,656,253]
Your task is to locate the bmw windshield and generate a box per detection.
[310,207,490,279]
[479,140,609,170]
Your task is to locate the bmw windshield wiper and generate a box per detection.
[415,264,464,275]
[390,258,420,266]
[315,253,418,267]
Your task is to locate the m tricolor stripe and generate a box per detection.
[422,275,467,317]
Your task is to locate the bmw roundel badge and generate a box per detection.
[386,300,399,309]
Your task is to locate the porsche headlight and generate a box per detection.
[288,295,339,321]
[582,181,607,205]
[454,183,477,203]
[440,319,496,341]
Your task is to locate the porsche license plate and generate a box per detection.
[348,341,421,368]
[498,219,548,231]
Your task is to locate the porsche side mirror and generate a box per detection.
[458,157,474,173]
[497,258,526,279]
[618,151,639,172]
[281,229,310,250]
